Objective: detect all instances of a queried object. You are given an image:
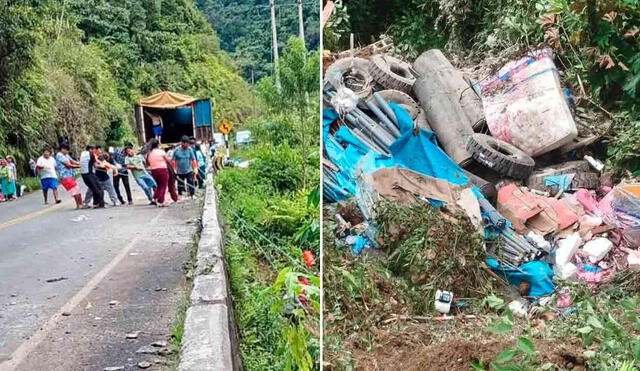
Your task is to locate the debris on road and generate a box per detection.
[150,340,167,348]
[71,215,89,222]
[323,37,640,321]
[135,345,158,355]
[126,331,141,339]
[45,276,68,283]
[137,361,152,369]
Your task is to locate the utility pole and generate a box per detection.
[297,0,305,45]
[269,0,280,88]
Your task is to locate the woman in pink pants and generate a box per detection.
[146,139,178,206]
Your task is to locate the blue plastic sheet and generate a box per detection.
[487,259,555,297]
[323,104,477,202]
[544,174,574,191]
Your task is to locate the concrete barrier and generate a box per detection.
[178,176,242,371]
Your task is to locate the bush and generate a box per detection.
[257,191,312,237]
[20,177,41,192]
[251,144,303,194]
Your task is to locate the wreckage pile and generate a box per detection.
[323,39,640,314]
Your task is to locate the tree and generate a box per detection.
[258,37,319,189]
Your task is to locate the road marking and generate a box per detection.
[0,209,167,371]
[0,203,67,231]
[0,193,151,231]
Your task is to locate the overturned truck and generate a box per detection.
[135,91,214,144]
[323,38,640,314]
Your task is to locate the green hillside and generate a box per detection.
[0,0,255,170]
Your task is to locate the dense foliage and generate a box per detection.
[216,37,320,370]
[0,0,255,174]
[328,0,640,172]
[195,0,321,81]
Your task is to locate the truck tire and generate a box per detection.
[546,160,591,174]
[326,57,373,99]
[369,55,416,94]
[467,134,535,179]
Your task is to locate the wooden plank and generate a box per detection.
[322,1,335,29]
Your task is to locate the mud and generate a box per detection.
[355,337,586,371]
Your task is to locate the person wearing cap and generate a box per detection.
[172,135,197,198]
[5,156,23,197]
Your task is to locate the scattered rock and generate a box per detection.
[126,331,140,339]
[157,348,173,356]
[71,215,88,222]
[61,311,71,316]
[136,345,158,355]
[9,302,17,306]
[109,300,120,306]
[151,340,167,347]
[10,293,18,297]
[137,361,152,369]
[45,277,68,283]
[104,367,125,371]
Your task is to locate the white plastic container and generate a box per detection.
[481,50,578,157]
[555,232,582,266]
[554,262,577,280]
[582,237,613,263]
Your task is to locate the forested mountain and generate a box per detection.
[195,0,320,81]
[0,0,254,171]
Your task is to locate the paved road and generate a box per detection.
[0,183,202,370]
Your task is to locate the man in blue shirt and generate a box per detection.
[172,136,197,198]
[55,144,83,209]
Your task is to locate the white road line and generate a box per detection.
[0,209,167,371]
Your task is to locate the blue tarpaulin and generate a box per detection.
[324,101,556,296]
[323,104,477,202]
[487,259,555,297]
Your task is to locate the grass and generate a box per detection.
[217,142,320,370]
[324,199,640,370]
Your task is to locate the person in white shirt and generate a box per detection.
[36,148,61,204]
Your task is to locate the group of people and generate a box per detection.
[0,156,23,202]
[0,135,208,209]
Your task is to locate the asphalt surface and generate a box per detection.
[0,181,202,370]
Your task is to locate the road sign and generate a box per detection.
[218,121,233,135]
